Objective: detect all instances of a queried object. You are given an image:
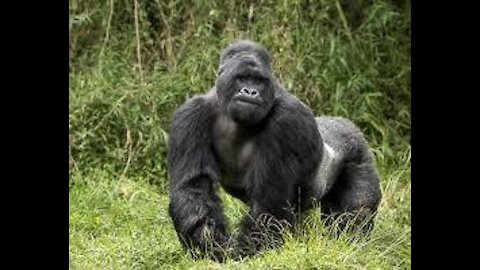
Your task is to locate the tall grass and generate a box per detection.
[69,0,410,268]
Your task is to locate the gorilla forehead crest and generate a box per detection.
[218,40,272,73]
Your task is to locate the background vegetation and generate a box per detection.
[69,0,411,268]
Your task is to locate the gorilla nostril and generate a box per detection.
[251,89,258,96]
[240,87,250,95]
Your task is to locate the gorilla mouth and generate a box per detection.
[233,95,261,106]
[235,100,259,110]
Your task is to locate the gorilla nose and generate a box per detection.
[239,87,259,97]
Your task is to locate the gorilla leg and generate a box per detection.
[232,189,296,259]
[321,160,382,235]
[317,117,382,235]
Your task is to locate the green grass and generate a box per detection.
[69,154,410,269]
[69,0,410,268]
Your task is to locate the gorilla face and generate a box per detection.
[226,73,274,125]
[215,40,275,125]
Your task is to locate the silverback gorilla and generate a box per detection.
[167,40,382,261]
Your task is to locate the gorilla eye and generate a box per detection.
[251,76,267,86]
[236,75,248,82]
[236,74,265,82]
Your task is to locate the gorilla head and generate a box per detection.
[215,40,276,125]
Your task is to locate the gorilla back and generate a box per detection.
[167,40,382,261]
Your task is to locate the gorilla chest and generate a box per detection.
[212,116,255,189]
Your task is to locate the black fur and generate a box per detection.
[167,40,382,261]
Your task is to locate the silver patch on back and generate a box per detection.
[315,141,342,197]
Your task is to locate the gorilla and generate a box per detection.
[167,40,382,261]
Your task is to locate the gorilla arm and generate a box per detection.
[167,96,229,259]
[234,95,323,257]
